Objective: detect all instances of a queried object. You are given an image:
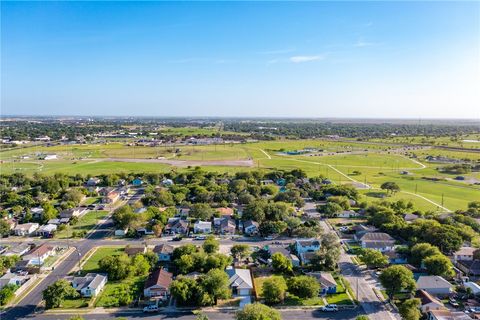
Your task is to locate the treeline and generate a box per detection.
[224,121,480,139]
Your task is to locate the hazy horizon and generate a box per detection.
[2,1,479,118]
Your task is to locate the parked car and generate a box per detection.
[143,305,159,313]
[449,298,459,307]
[172,236,183,241]
[320,304,338,312]
[194,235,206,240]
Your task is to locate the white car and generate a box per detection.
[320,304,338,312]
[143,305,159,313]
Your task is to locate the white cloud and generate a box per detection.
[289,55,325,63]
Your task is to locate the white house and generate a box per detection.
[144,268,173,299]
[453,247,477,262]
[226,267,253,296]
[193,220,212,234]
[71,273,107,297]
[0,272,28,290]
[295,239,321,264]
[30,207,44,220]
[464,281,480,295]
[13,223,40,236]
[3,243,30,257]
[427,310,470,320]
[22,244,55,265]
[358,232,395,252]
[337,210,359,218]
[416,276,453,296]
[243,220,259,235]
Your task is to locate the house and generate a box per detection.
[59,208,81,219]
[36,224,57,237]
[352,225,378,239]
[358,232,395,252]
[162,178,174,187]
[226,267,253,296]
[385,251,408,264]
[124,246,146,256]
[3,243,30,257]
[30,207,44,220]
[427,309,471,320]
[306,272,337,294]
[0,272,28,290]
[13,223,39,236]
[43,154,57,160]
[337,210,359,218]
[214,217,236,235]
[164,218,189,235]
[132,178,143,186]
[453,247,477,262]
[457,260,480,277]
[22,244,55,265]
[416,276,453,296]
[153,244,174,261]
[143,268,173,299]
[403,213,419,222]
[243,220,259,236]
[70,273,107,297]
[86,177,101,187]
[102,190,119,204]
[417,289,446,313]
[194,220,212,234]
[464,281,480,295]
[268,246,300,267]
[295,239,321,264]
[47,219,61,225]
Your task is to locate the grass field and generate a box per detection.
[55,210,109,239]
[82,247,124,274]
[1,138,479,212]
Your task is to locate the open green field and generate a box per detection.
[82,247,124,274]
[1,138,479,212]
[56,210,109,239]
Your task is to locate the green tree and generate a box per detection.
[423,254,455,278]
[235,303,282,320]
[0,220,11,237]
[409,243,441,267]
[271,252,293,274]
[112,205,136,229]
[98,254,132,280]
[175,254,195,274]
[380,182,400,195]
[287,275,320,298]
[201,268,231,304]
[379,265,416,299]
[43,279,79,309]
[68,316,85,320]
[170,276,200,306]
[62,189,84,205]
[190,203,215,220]
[203,236,219,254]
[0,284,18,306]
[398,298,421,320]
[130,254,151,276]
[262,276,287,305]
[356,316,369,320]
[323,202,343,217]
[359,249,389,269]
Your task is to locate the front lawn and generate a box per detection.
[326,292,352,305]
[61,297,91,308]
[283,295,324,306]
[82,247,124,274]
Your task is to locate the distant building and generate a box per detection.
[295,239,321,264]
[193,220,212,234]
[453,247,477,262]
[124,246,146,256]
[22,244,55,265]
[36,224,57,237]
[416,276,453,296]
[13,223,39,236]
[132,178,143,186]
[306,272,337,294]
[153,244,174,262]
[417,289,446,313]
[358,232,395,252]
[243,220,259,236]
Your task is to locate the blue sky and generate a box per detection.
[1,1,479,118]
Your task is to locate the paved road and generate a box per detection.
[319,221,399,320]
[12,308,362,320]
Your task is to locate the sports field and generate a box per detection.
[1,138,479,212]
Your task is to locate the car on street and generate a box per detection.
[172,236,183,241]
[320,304,338,312]
[143,305,159,313]
[449,298,459,307]
[194,235,207,240]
